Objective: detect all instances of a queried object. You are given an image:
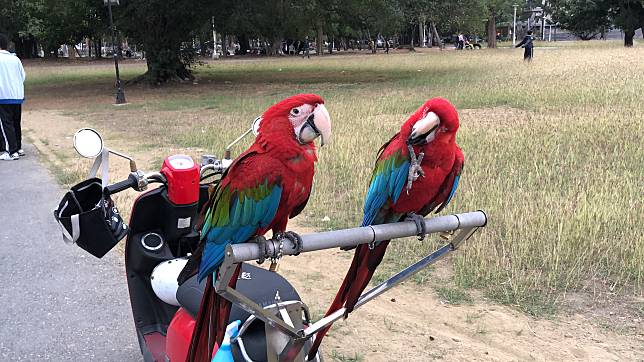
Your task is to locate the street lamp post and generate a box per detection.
[512,4,518,47]
[104,0,126,105]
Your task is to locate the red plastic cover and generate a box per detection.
[161,155,199,205]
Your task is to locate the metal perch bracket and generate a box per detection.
[214,210,488,362]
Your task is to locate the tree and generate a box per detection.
[0,0,44,57]
[550,0,643,47]
[483,0,515,48]
[36,0,106,57]
[116,0,217,83]
[550,0,612,40]
[610,0,644,46]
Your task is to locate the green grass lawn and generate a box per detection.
[26,40,644,314]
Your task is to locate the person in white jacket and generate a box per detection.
[0,33,26,161]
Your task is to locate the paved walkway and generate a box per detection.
[0,144,139,361]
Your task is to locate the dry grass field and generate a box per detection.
[21,40,643,360]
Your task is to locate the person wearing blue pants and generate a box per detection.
[0,33,26,161]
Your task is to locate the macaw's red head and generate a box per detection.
[402,97,459,147]
[254,93,332,147]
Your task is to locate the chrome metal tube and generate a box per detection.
[229,211,487,263]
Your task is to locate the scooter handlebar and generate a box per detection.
[104,174,138,195]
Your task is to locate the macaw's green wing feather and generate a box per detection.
[197,152,284,282]
[361,146,409,227]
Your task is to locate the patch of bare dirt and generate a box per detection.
[277,221,644,361]
[24,109,644,361]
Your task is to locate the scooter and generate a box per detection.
[55,127,488,362]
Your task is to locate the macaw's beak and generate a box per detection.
[297,103,332,146]
[408,111,440,146]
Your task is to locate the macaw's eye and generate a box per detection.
[290,108,300,116]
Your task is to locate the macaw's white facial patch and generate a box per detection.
[289,103,332,146]
[288,104,316,129]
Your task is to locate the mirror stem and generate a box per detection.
[107,148,138,172]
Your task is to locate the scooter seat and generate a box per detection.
[176,263,316,361]
[176,262,301,321]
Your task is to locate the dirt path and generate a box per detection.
[23,110,644,361]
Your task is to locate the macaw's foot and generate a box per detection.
[278,231,304,256]
[405,213,427,241]
[252,235,268,264]
[406,144,425,194]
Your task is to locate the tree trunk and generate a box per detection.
[200,35,207,57]
[487,13,497,49]
[431,22,443,49]
[142,45,193,84]
[624,29,635,47]
[419,22,425,47]
[269,37,281,56]
[94,38,102,59]
[73,45,82,58]
[316,27,323,56]
[238,34,250,55]
[410,24,416,51]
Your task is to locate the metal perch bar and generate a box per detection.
[227,211,487,263]
[215,210,487,362]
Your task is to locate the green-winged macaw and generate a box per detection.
[308,97,463,359]
[185,93,332,361]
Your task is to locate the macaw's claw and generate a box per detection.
[405,213,427,241]
[252,235,268,264]
[281,231,304,256]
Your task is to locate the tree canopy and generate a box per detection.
[3,0,643,83]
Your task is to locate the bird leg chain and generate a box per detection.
[269,236,284,272]
[406,144,425,194]
[405,213,427,241]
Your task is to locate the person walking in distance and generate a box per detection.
[0,34,26,161]
[516,30,535,61]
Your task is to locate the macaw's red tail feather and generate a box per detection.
[306,245,363,360]
[214,265,242,347]
[187,265,242,362]
[187,274,216,362]
[307,241,389,361]
[344,241,389,313]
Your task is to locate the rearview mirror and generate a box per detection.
[73,128,104,158]
[252,116,261,136]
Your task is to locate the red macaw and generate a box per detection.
[308,97,463,359]
[185,93,332,362]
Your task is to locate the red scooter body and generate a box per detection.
[166,308,196,361]
[123,154,201,361]
[121,154,309,362]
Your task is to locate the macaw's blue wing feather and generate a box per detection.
[198,181,283,281]
[444,174,460,207]
[361,149,409,227]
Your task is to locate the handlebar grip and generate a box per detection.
[104,175,137,195]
